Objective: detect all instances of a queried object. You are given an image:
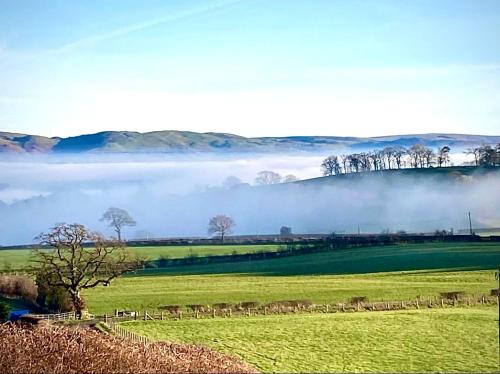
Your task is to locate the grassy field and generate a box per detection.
[136,242,500,276]
[0,244,281,271]
[83,269,497,315]
[81,242,500,314]
[121,306,498,373]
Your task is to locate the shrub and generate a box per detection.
[35,272,76,313]
[0,301,10,322]
[213,303,232,310]
[186,304,206,312]
[0,275,37,301]
[439,291,465,300]
[238,301,259,310]
[350,296,368,304]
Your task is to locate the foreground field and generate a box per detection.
[0,244,281,271]
[83,269,496,315]
[122,306,497,373]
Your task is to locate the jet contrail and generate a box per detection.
[56,0,244,53]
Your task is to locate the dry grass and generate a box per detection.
[0,323,257,374]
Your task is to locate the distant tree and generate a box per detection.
[222,176,244,188]
[408,144,428,168]
[280,226,292,235]
[423,148,436,168]
[348,154,361,172]
[100,207,136,241]
[477,144,500,166]
[340,154,349,173]
[464,147,481,166]
[283,174,300,183]
[254,171,282,185]
[382,147,396,169]
[208,214,235,243]
[321,156,339,176]
[30,223,144,319]
[437,146,451,167]
[393,146,407,169]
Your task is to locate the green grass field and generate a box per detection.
[0,244,281,271]
[136,242,500,276]
[83,269,496,315]
[121,306,498,373]
[80,242,500,314]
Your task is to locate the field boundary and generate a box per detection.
[97,294,499,324]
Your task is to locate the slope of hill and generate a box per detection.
[0,130,498,154]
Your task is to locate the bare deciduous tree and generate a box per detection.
[437,145,451,167]
[283,174,300,183]
[320,156,338,176]
[30,223,144,319]
[208,215,235,243]
[254,171,282,185]
[100,207,136,241]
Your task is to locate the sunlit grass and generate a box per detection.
[122,306,498,373]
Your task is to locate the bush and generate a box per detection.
[350,296,368,304]
[35,272,76,313]
[439,291,465,300]
[0,301,10,322]
[0,275,37,301]
[238,301,259,310]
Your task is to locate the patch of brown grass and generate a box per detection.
[0,323,257,374]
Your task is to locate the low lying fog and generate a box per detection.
[0,153,498,246]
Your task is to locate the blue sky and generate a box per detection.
[1,0,499,137]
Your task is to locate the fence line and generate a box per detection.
[105,320,151,344]
[97,294,499,325]
[29,311,76,321]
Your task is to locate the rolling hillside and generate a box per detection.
[1,130,498,154]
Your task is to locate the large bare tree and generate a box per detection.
[100,207,136,241]
[30,223,144,319]
[208,214,235,243]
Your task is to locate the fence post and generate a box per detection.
[179,310,182,319]
[114,309,118,317]
[213,309,216,318]
[341,303,345,312]
[161,312,164,321]
[196,310,199,319]
[104,314,108,324]
[264,307,267,315]
[416,299,419,309]
[325,304,329,313]
[228,308,232,317]
[441,299,444,308]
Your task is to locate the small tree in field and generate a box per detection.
[30,223,144,319]
[100,207,136,241]
[208,215,235,243]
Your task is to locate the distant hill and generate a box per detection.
[0,130,498,154]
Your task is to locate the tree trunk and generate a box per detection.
[70,290,84,320]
